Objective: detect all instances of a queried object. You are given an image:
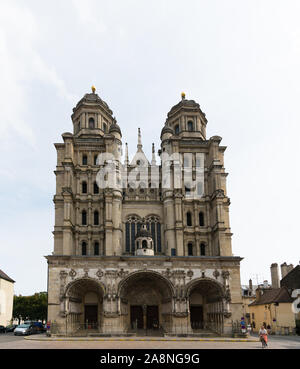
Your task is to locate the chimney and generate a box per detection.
[287,264,294,274]
[255,287,262,302]
[281,262,288,279]
[249,279,253,291]
[270,263,280,288]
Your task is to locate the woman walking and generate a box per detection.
[259,325,268,348]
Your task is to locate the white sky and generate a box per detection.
[0,0,299,295]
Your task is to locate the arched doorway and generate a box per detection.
[65,278,105,332]
[119,271,174,334]
[186,278,225,334]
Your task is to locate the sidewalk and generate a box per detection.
[25,334,258,343]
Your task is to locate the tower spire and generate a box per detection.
[137,128,143,151]
[125,143,129,165]
[151,143,156,165]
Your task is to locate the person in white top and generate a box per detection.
[259,325,268,348]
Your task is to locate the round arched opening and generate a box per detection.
[119,272,173,332]
[187,279,225,333]
[65,278,105,332]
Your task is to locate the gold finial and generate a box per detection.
[181,92,186,100]
[91,85,96,93]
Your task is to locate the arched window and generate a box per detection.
[94,211,99,225]
[197,182,204,197]
[82,154,88,165]
[82,181,87,194]
[125,215,162,254]
[199,212,205,226]
[188,242,193,256]
[94,155,98,165]
[93,182,99,194]
[103,123,107,133]
[186,212,192,226]
[187,120,194,131]
[82,210,87,225]
[142,240,147,249]
[175,124,180,135]
[82,241,87,256]
[77,122,80,133]
[94,242,99,256]
[89,117,95,129]
[200,243,206,256]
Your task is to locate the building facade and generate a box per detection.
[46,89,243,336]
[0,270,15,326]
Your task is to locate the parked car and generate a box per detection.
[14,324,34,336]
[5,324,17,332]
[0,325,5,333]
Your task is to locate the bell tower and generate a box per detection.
[71,86,115,137]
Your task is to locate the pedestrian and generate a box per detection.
[259,325,268,348]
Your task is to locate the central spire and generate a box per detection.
[137,128,143,152]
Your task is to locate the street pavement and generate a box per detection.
[0,332,299,349]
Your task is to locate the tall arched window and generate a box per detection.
[186,212,192,226]
[82,154,88,165]
[94,211,99,225]
[199,212,205,227]
[89,117,95,129]
[82,210,87,225]
[187,120,194,131]
[82,241,87,256]
[94,241,99,256]
[94,154,98,165]
[82,181,87,194]
[188,242,193,256]
[200,243,206,256]
[103,123,107,133]
[175,124,180,135]
[125,215,162,254]
[93,182,99,194]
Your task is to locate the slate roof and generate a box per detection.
[249,286,293,306]
[0,269,15,283]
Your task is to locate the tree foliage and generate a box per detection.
[13,292,47,323]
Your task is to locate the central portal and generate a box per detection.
[120,271,173,335]
[130,305,159,329]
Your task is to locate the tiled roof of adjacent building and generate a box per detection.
[0,269,15,283]
[249,286,293,306]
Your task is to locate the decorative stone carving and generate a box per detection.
[162,268,172,279]
[186,270,194,280]
[69,269,77,280]
[117,268,129,279]
[96,269,104,279]
[83,268,89,278]
[213,269,220,279]
[59,271,68,300]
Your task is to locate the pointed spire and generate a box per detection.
[137,127,143,151]
[151,143,156,165]
[125,143,129,166]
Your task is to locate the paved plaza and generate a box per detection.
[0,333,299,349]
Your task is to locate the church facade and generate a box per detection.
[46,88,243,336]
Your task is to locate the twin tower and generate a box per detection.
[47,88,242,336]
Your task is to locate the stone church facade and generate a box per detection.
[46,88,243,336]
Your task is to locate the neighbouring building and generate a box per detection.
[46,88,243,336]
[248,263,298,334]
[0,270,15,326]
[241,279,257,326]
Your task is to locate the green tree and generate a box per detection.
[13,292,48,323]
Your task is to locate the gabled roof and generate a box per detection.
[0,270,15,283]
[249,286,293,306]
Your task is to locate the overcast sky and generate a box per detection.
[0,0,299,295]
